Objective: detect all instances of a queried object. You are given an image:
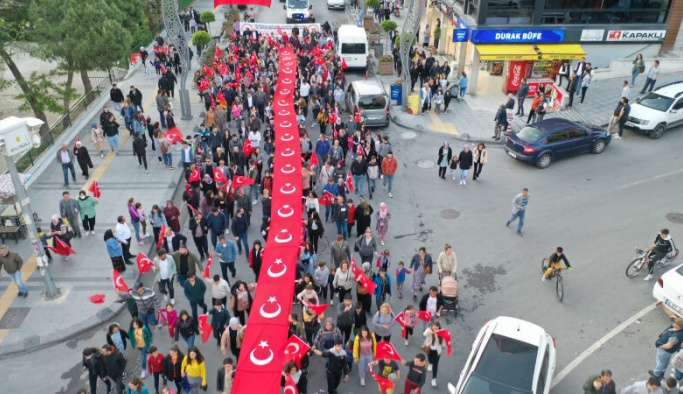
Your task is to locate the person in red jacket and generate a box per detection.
[346,199,357,238]
[380,152,398,198]
[147,346,165,393]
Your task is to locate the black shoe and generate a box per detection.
[124,260,134,265]
[506,221,510,227]
[238,250,242,255]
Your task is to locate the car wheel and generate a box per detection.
[649,123,666,139]
[592,139,606,154]
[536,153,552,169]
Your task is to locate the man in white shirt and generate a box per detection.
[620,376,664,394]
[247,129,261,148]
[640,60,661,94]
[153,248,177,304]
[208,274,231,306]
[621,80,631,100]
[300,80,311,101]
[115,215,134,263]
[56,144,77,187]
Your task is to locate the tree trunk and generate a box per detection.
[80,67,94,103]
[0,45,49,133]
[64,61,74,110]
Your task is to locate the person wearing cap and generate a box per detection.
[0,245,27,298]
[183,272,208,322]
[649,316,683,379]
[117,282,161,329]
[153,248,177,305]
[171,241,202,288]
[90,122,105,158]
[73,140,93,180]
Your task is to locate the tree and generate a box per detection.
[200,11,216,35]
[380,20,397,52]
[365,0,380,14]
[192,31,212,48]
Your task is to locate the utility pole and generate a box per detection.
[400,0,425,111]
[162,0,193,120]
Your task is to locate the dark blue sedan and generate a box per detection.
[504,118,612,169]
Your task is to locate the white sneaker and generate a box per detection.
[388,192,393,198]
[428,364,433,372]
[463,180,466,185]
[163,294,169,302]
[171,298,176,305]
[330,299,334,305]
[253,200,259,204]
[431,378,437,387]
[141,370,148,378]
[541,276,546,282]
[90,231,96,236]
[644,274,653,281]
[381,240,385,246]
[405,339,409,346]
[360,378,365,387]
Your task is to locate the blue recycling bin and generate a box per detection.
[390,84,402,106]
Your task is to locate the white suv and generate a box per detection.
[626,81,683,139]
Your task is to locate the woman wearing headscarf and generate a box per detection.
[375,202,391,246]
[354,200,374,237]
[200,174,217,196]
[73,140,93,180]
[50,214,73,261]
[220,317,245,362]
[437,141,452,180]
[105,229,126,272]
[356,261,374,313]
[163,200,181,233]
[77,189,98,235]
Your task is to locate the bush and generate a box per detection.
[200,11,216,24]
[366,0,381,8]
[395,34,417,48]
[378,55,393,62]
[192,31,212,47]
[380,20,397,33]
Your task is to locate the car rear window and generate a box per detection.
[358,95,386,109]
[341,43,366,55]
[467,333,538,392]
[516,126,544,143]
[638,92,674,112]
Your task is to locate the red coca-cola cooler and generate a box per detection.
[503,61,533,94]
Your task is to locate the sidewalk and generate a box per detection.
[0,1,219,356]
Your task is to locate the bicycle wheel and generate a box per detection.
[541,258,549,273]
[556,275,564,302]
[625,258,644,278]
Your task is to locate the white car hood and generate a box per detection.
[629,102,666,122]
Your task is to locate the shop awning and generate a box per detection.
[475,45,540,61]
[536,44,586,60]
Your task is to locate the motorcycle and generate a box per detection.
[393,1,401,16]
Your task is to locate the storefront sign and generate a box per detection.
[239,22,322,35]
[471,29,565,44]
[452,29,470,42]
[606,30,666,42]
[507,61,527,92]
[580,29,604,42]
[526,80,564,110]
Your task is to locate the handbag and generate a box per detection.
[422,344,431,354]
[639,65,645,74]
[425,264,431,274]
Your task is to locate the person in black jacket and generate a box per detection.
[209,301,231,345]
[101,344,127,394]
[105,323,129,352]
[189,212,210,260]
[132,134,148,173]
[419,286,444,328]
[436,142,452,179]
[109,84,124,111]
[102,114,121,155]
[174,309,200,348]
[217,357,235,393]
[158,74,171,95]
[128,86,144,113]
[516,79,530,116]
[457,145,473,186]
[73,141,93,179]
[163,345,185,392]
[165,69,178,98]
[83,347,111,394]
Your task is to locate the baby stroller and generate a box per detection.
[440,276,458,323]
[449,84,461,103]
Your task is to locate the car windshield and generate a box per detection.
[462,333,538,393]
[638,92,674,112]
[288,0,308,8]
[516,126,545,143]
[358,95,386,110]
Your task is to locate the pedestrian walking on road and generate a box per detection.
[410,247,433,299]
[0,245,28,297]
[457,145,473,186]
[174,310,199,349]
[83,347,112,394]
[182,347,208,393]
[437,142,452,180]
[100,345,126,394]
[73,141,93,180]
[56,144,77,187]
[631,54,645,86]
[381,152,398,198]
[183,272,208,322]
[60,191,82,238]
[50,214,73,261]
[640,60,660,94]
[132,133,149,173]
[423,321,445,388]
[582,369,616,394]
[375,202,391,246]
[118,282,161,329]
[77,190,98,235]
[472,143,487,182]
[615,98,630,140]
[128,317,152,379]
[506,188,530,236]
[620,376,664,394]
[648,317,683,378]
[493,104,507,140]
[90,123,105,158]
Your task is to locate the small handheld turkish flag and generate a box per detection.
[358,270,376,294]
[157,223,166,249]
[346,170,354,193]
[186,203,198,216]
[232,176,255,188]
[417,310,432,322]
[199,78,210,92]
[88,180,101,198]
[202,254,213,279]
[89,294,106,304]
[375,341,402,361]
[160,63,167,75]
[242,139,254,158]
[215,45,223,59]
[319,191,334,206]
[284,334,311,367]
[341,58,349,69]
[213,168,228,184]
[309,151,319,170]
[393,311,407,338]
[198,314,213,343]
[188,168,201,183]
[203,64,214,77]
[112,269,130,293]
[369,367,395,392]
[163,126,184,145]
[136,252,154,274]
[436,329,453,356]
[302,300,329,316]
[47,236,76,256]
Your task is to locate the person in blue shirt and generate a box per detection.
[321,178,340,222]
[205,208,229,249]
[215,235,238,281]
[316,134,331,165]
[120,102,135,134]
[373,267,392,312]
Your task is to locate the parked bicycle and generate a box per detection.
[625,247,678,278]
[541,258,566,302]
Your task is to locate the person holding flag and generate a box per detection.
[422,321,446,388]
[117,282,161,329]
[419,286,444,330]
[368,357,401,394]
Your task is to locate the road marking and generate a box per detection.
[617,168,683,190]
[427,111,459,135]
[551,302,657,388]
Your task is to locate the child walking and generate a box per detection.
[403,304,417,346]
[395,261,411,299]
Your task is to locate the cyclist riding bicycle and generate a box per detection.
[542,247,572,282]
[644,228,676,281]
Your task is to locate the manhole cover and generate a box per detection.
[666,213,683,224]
[0,307,30,329]
[401,131,417,139]
[417,159,435,168]
[440,209,460,219]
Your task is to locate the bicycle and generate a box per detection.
[541,258,565,302]
[625,247,679,278]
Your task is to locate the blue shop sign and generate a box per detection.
[452,29,470,42]
[471,29,565,44]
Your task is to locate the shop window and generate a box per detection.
[541,0,670,24]
[455,0,479,17]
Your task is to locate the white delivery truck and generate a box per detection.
[336,24,368,69]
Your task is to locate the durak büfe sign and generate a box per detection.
[471,29,565,44]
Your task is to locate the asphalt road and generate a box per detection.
[5,4,683,394]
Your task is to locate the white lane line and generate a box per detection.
[551,302,657,388]
[618,168,683,190]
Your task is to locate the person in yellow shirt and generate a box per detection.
[181,346,207,393]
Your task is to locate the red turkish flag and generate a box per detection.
[284,374,299,394]
[112,269,130,293]
[230,31,236,41]
[357,144,365,158]
[203,64,214,77]
[219,62,229,76]
[160,64,167,74]
[350,257,363,281]
[217,90,227,108]
[436,329,453,356]
[203,254,213,279]
[163,126,184,145]
[311,46,322,57]
[284,335,311,367]
[88,180,101,198]
[369,367,395,392]
[136,252,154,274]
[347,135,355,151]
[319,191,334,206]
[89,294,106,304]
[198,314,213,343]
[393,311,407,338]
[417,310,432,322]
[250,52,258,66]
[47,236,76,256]
[213,168,228,184]
[375,341,402,361]
[354,108,362,123]
[188,168,201,183]
[341,58,349,69]
[242,139,255,158]
[358,271,375,295]
[302,300,328,316]
[157,223,166,248]
[232,175,255,188]
[215,46,223,59]
[186,203,198,216]
[199,78,210,92]
[346,170,354,193]
[309,151,318,170]
[328,109,336,125]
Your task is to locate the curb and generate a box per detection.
[390,111,506,146]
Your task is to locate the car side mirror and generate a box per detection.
[309,4,313,9]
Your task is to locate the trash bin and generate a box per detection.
[375,45,383,58]
[408,94,420,114]
[390,84,402,106]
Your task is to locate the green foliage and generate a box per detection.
[200,11,216,24]
[378,55,393,62]
[380,20,397,33]
[395,34,417,48]
[178,0,194,8]
[192,31,212,47]
[366,0,381,8]
[14,70,78,114]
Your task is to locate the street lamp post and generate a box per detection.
[0,117,60,300]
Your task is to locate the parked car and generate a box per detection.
[626,81,683,139]
[346,80,390,128]
[327,0,346,9]
[653,262,683,317]
[505,118,611,169]
[452,316,556,394]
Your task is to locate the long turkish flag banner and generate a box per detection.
[214,0,272,7]
[232,48,302,394]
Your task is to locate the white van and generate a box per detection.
[337,24,368,69]
[284,0,314,23]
